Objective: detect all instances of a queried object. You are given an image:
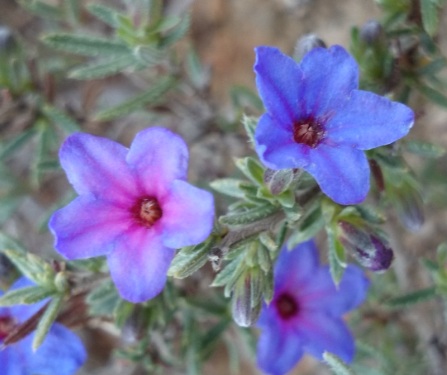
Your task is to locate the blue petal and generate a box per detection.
[306,144,370,205]
[299,266,369,316]
[49,195,131,260]
[0,345,23,375]
[257,307,304,375]
[275,240,320,291]
[254,47,304,126]
[326,90,414,149]
[255,113,311,170]
[59,133,139,205]
[298,312,355,363]
[20,324,86,375]
[161,180,214,248]
[300,45,358,118]
[126,127,189,198]
[107,226,175,302]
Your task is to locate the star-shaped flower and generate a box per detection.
[0,277,86,375]
[257,240,369,375]
[254,45,414,204]
[49,127,215,303]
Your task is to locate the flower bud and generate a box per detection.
[293,34,326,61]
[231,270,262,327]
[359,20,384,45]
[391,181,424,232]
[121,305,148,344]
[338,221,393,272]
[263,168,296,195]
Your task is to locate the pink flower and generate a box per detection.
[49,127,214,302]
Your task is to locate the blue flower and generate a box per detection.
[0,277,86,375]
[254,45,414,204]
[256,240,369,375]
[49,127,215,303]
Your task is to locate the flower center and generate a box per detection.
[131,197,163,228]
[292,118,324,148]
[0,315,16,341]
[275,293,299,320]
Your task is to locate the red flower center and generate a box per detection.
[0,315,16,341]
[131,197,163,228]
[275,293,299,320]
[292,118,324,148]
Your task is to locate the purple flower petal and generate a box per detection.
[255,113,311,170]
[21,324,86,375]
[49,195,131,260]
[299,266,369,316]
[257,308,304,375]
[306,144,370,205]
[126,127,188,197]
[298,312,355,363]
[275,240,319,291]
[60,133,139,205]
[254,47,304,125]
[326,90,414,149]
[300,45,358,117]
[0,345,22,375]
[161,180,214,248]
[107,227,175,302]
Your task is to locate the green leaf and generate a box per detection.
[220,204,278,226]
[235,157,264,185]
[43,33,130,57]
[230,85,263,111]
[323,352,356,375]
[18,0,61,19]
[186,47,208,89]
[242,115,258,144]
[69,54,139,80]
[42,104,80,132]
[0,128,36,161]
[168,240,214,279]
[210,178,251,199]
[287,205,325,248]
[133,46,165,67]
[0,286,56,306]
[211,254,244,288]
[403,140,445,158]
[414,81,447,108]
[32,295,64,350]
[160,13,190,47]
[327,227,346,285]
[0,247,55,287]
[420,0,439,36]
[86,280,120,316]
[94,76,176,121]
[87,3,121,27]
[386,287,437,307]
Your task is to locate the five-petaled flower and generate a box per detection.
[254,45,414,204]
[49,127,214,303]
[257,240,369,375]
[0,277,86,375]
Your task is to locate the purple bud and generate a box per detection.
[263,168,297,195]
[294,34,326,61]
[392,181,424,232]
[231,270,262,327]
[360,20,384,45]
[338,221,393,272]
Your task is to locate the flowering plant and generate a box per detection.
[1,1,447,375]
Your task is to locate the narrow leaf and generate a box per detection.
[94,76,176,121]
[0,129,36,161]
[0,286,55,306]
[420,0,439,36]
[69,55,139,80]
[43,33,130,56]
[209,178,249,199]
[168,240,214,279]
[386,287,437,307]
[403,140,445,158]
[32,295,64,351]
[42,104,80,132]
[415,81,447,108]
[220,205,278,226]
[323,352,356,375]
[87,3,120,27]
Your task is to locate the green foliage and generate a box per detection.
[324,352,357,375]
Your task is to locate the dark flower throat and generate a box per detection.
[275,293,299,320]
[292,118,324,148]
[131,197,163,228]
